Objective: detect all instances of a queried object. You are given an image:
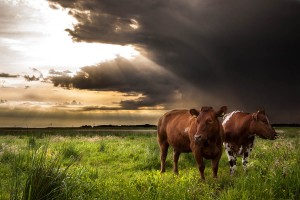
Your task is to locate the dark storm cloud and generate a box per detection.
[24,75,40,82]
[53,102,121,111]
[48,0,300,123]
[50,57,182,110]
[0,99,8,104]
[24,68,45,82]
[80,106,120,111]
[0,73,19,78]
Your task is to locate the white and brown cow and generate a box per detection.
[222,109,277,175]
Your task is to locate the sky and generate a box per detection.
[0,0,300,127]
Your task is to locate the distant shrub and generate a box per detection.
[27,137,36,149]
[62,144,81,160]
[1,150,15,164]
[99,140,106,152]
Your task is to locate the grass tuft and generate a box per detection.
[27,137,36,149]
[9,144,79,200]
[62,143,81,160]
[99,141,106,152]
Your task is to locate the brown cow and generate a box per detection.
[222,109,277,175]
[157,106,227,180]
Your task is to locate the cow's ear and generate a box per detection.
[216,106,227,117]
[190,109,200,117]
[257,109,265,115]
[252,112,258,121]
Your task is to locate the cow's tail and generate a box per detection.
[157,116,163,135]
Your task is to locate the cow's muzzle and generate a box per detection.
[194,135,202,144]
[273,131,279,140]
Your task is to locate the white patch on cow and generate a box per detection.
[238,146,243,155]
[230,163,237,175]
[222,111,241,126]
[232,165,237,171]
[224,143,231,160]
[224,143,235,162]
[184,127,190,134]
[224,143,230,150]
[224,142,238,175]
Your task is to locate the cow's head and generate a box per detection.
[250,109,277,140]
[190,106,227,145]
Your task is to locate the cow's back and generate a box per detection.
[158,110,195,152]
[224,112,246,130]
[223,111,252,144]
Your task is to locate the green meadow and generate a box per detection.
[0,127,299,200]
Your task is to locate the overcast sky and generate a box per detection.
[0,0,300,127]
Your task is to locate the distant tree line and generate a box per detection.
[272,123,300,127]
[80,124,157,128]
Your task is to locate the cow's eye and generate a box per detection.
[206,119,213,124]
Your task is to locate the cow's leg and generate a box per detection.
[194,150,205,180]
[159,142,169,173]
[242,138,255,171]
[224,143,237,175]
[173,150,180,175]
[211,157,220,178]
[242,143,253,171]
[229,155,237,176]
[242,148,250,171]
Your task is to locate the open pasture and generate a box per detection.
[0,127,299,199]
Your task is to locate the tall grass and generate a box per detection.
[0,127,299,199]
[9,144,79,200]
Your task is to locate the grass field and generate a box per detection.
[0,127,299,199]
